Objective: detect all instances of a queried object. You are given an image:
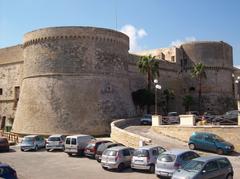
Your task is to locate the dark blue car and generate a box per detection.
[0,163,18,179]
[188,132,234,155]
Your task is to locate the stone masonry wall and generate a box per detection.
[111,118,151,148]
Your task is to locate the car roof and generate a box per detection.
[192,132,215,136]
[193,156,227,162]
[24,135,39,138]
[163,149,191,155]
[136,145,163,150]
[106,146,131,151]
[0,163,10,167]
[66,134,92,138]
[48,134,64,138]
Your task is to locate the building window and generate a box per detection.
[161,53,165,60]
[13,86,20,109]
[171,56,175,62]
[0,88,2,95]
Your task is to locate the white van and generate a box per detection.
[64,134,95,156]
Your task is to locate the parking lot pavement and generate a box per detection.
[125,125,240,179]
[0,145,156,179]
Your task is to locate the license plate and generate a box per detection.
[160,171,169,176]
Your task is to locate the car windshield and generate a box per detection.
[157,154,176,162]
[0,138,7,144]
[22,137,34,143]
[103,150,117,156]
[183,160,205,172]
[133,149,149,157]
[168,112,178,116]
[143,114,151,118]
[48,137,60,141]
[212,135,224,142]
[86,143,95,149]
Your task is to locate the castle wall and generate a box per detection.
[0,45,24,130]
[12,27,136,136]
[181,41,234,113]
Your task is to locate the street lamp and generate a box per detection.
[235,76,240,110]
[154,79,161,115]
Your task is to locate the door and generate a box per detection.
[203,136,217,152]
[122,149,132,167]
[202,161,221,179]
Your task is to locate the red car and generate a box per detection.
[0,137,10,152]
[84,140,110,159]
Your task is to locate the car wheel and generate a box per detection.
[226,174,233,179]
[21,148,24,152]
[102,166,107,170]
[35,145,38,151]
[156,175,161,178]
[68,153,73,157]
[117,163,125,172]
[46,149,50,152]
[189,143,196,150]
[217,148,224,155]
[149,164,155,173]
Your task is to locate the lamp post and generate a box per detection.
[235,76,240,110]
[154,79,161,115]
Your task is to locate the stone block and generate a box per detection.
[152,115,162,126]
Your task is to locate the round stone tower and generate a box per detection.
[181,41,234,113]
[12,26,135,136]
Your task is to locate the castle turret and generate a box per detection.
[12,26,135,135]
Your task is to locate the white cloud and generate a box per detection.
[120,24,147,52]
[234,65,240,69]
[170,36,197,47]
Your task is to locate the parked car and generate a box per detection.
[20,135,45,151]
[0,137,10,152]
[64,134,95,156]
[131,145,166,173]
[0,163,18,179]
[155,149,200,178]
[188,132,234,155]
[140,114,152,125]
[163,112,180,124]
[101,146,134,171]
[172,156,234,179]
[213,110,239,125]
[46,134,65,151]
[96,142,124,162]
[84,140,110,159]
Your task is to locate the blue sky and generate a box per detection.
[1,0,240,65]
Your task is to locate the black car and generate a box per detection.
[0,163,18,179]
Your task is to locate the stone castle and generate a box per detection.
[0,26,238,136]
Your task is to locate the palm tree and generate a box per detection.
[137,55,160,91]
[137,55,160,113]
[191,63,207,112]
[162,89,175,113]
[182,95,194,112]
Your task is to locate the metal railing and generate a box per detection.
[0,130,19,144]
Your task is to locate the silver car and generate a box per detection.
[155,149,200,178]
[20,135,46,151]
[46,135,65,151]
[131,145,166,173]
[101,146,134,171]
[172,156,234,179]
